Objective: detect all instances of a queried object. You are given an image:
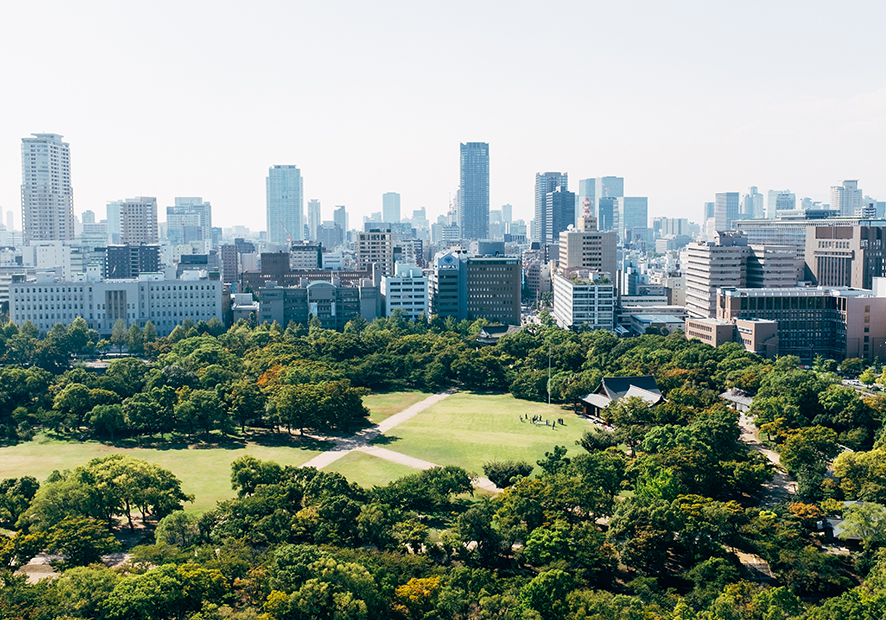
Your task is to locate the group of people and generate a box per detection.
[519,414,566,429]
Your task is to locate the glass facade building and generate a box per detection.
[458,143,490,240]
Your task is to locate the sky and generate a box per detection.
[1,1,885,231]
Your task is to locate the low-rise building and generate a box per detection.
[9,272,223,336]
[381,263,428,321]
[257,278,380,331]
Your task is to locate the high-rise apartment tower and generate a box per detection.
[267,165,304,244]
[21,133,75,243]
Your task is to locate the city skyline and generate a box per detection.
[1,2,885,230]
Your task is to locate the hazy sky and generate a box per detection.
[2,1,885,231]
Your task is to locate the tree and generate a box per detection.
[228,380,266,432]
[88,404,127,440]
[230,455,284,496]
[46,515,120,567]
[482,460,534,488]
[578,427,618,452]
[780,425,840,477]
[155,511,200,547]
[0,476,39,526]
[840,502,886,553]
[111,318,128,352]
[127,323,144,356]
[53,565,120,619]
[605,396,655,456]
[519,569,575,620]
[53,382,93,429]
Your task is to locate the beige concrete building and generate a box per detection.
[117,197,159,245]
[685,231,749,318]
[747,245,800,288]
[804,225,886,290]
[357,229,394,276]
[558,217,617,274]
[685,316,779,357]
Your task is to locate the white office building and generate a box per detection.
[267,166,304,244]
[831,180,864,217]
[9,273,223,336]
[107,197,159,245]
[21,133,75,243]
[381,263,428,321]
[552,269,616,330]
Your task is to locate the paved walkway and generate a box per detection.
[300,389,456,470]
[357,445,500,493]
[300,388,501,494]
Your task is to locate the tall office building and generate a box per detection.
[596,177,624,203]
[383,192,401,224]
[742,187,765,219]
[767,190,796,218]
[167,197,213,248]
[545,187,576,244]
[831,180,863,216]
[713,192,740,231]
[21,133,75,243]
[357,229,394,276]
[333,205,348,234]
[267,165,304,244]
[620,197,648,240]
[501,204,513,224]
[307,199,321,241]
[598,197,619,233]
[534,172,568,243]
[457,142,490,240]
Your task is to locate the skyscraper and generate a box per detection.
[383,192,401,224]
[266,165,304,244]
[742,187,765,219]
[578,179,596,227]
[545,187,576,244]
[501,204,513,224]
[307,199,321,241]
[167,197,213,249]
[596,177,624,204]
[598,197,619,233]
[620,197,648,240]
[767,190,796,218]
[458,142,490,240]
[534,172,568,243]
[714,192,740,231]
[21,133,74,243]
[831,180,863,216]
[333,205,348,233]
[110,197,159,245]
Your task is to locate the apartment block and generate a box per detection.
[357,229,394,276]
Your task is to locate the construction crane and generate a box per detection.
[279,221,292,246]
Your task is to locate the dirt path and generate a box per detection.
[738,413,797,506]
[300,389,456,470]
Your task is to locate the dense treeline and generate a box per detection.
[5,314,886,617]
[0,310,771,443]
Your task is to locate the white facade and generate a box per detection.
[107,197,159,245]
[381,263,428,320]
[9,275,223,336]
[552,270,616,330]
[831,180,863,217]
[21,133,75,243]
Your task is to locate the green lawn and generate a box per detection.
[0,435,323,514]
[363,391,432,424]
[322,451,417,488]
[374,392,590,476]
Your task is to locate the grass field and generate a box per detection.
[0,434,323,514]
[363,391,431,424]
[322,451,417,488]
[373,392,589,476]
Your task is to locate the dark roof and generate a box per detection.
[597,375,661,401]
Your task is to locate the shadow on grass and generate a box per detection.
[368,434,401,446]
[42,428,334,453]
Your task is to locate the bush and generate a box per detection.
[482,460,534,488]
